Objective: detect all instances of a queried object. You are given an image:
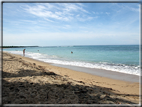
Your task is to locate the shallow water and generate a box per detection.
[3,45,140,76]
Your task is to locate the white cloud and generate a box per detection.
[93,12,99,14]
[43,3,57,9]
[62,25,71,29]
[93,11,110,15]
[62,3,89,13]
[112,3,140,12]
[3,3,139,46]
[20,20,38,24]
[22,3,91,22]
[77,16,98,22]
[105,12,110,15]
[127,6,140,12]
[44,18,55,22]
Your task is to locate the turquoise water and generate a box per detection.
[3,45,140,75]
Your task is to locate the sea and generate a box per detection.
[3,45,140,76]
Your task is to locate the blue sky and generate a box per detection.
[3,2,140,46]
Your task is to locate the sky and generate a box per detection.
[3,2,140,46]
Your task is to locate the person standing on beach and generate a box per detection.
[23,49,25,56]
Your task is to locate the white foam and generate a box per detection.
[5,50,140,76]
[6,51,23,56]
[42,59,140,76]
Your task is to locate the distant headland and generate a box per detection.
[1,46,39,48]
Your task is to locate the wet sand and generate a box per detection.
[2,52,140,104]
[52,64,140,83]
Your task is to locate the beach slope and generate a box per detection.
[2,52,140,104]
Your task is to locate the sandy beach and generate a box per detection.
[2,52,140,104]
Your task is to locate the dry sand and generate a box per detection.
[2,52,141,104]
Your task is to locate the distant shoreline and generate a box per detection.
[1,44,139,48]
[1,46,39,48]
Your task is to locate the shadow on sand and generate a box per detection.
[2,68,140,105]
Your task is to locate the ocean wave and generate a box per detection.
[42,59,140,76]
[5,50,140,76]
